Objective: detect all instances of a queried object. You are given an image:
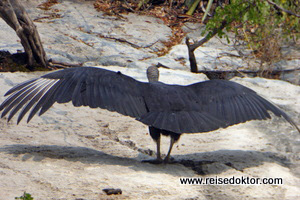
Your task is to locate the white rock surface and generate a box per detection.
[0,67,299,200]
[0,1,299,199]
[1,0,298,79]
[0,0,171,68]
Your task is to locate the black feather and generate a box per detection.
[0,66,298,134]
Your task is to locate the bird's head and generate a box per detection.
[147,65,159,82]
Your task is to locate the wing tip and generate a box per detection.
[287,118,300,134]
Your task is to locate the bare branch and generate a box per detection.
[189,20,228,52]
[185,4,252,73]
[185,19,229,73]
[266,0,300,18]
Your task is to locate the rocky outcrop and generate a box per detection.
[0,67,299,200]
[0,1,299,199]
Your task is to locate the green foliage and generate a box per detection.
[203,0,300,65]
[203,0,300,39]
[15,192,34,200]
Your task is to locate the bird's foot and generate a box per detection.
[142,157,177,164]
[142,158,164,164]
[163,156,177,164]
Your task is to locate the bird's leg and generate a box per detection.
[163,133,181,163]
[155,134,163,162]
[142,126,163,164]
[163,136,175,163]
[142,135,163,164]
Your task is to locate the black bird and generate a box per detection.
[1,66,299,163]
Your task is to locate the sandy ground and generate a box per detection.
[0,67,300,200]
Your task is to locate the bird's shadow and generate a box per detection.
[0,144,292,175]
[175,150,291,175]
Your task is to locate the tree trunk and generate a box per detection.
[185,20,228,73]
[0,0,48,70]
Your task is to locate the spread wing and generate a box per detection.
[1,67,298,134]
[139,80,299,133]
[0,67,148,124]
